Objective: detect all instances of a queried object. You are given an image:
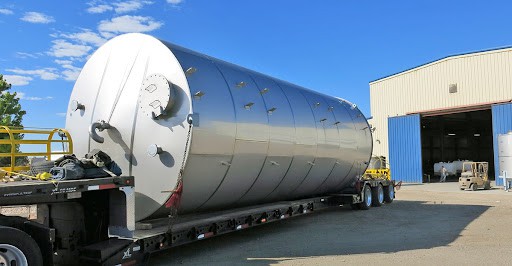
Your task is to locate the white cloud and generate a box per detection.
[54,59,73,65]
[54,60,82,81]
[47,30,101,81]
[87,1,153,14]
[20,12,55,24]
[114,1,151,13]
[61,30,107,47]
[87,4,113,14]
[48,39,92,58]
[15,52,40,59]
[98,15,162,35]
[15,92,53,101]
[3,75,32,86]
[56,112,67,117]
[6,68,59,80]
[167,0,183,4]
[0,8,14,15]
[62,67,81,81]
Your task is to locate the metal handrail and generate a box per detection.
[0,126,73,173]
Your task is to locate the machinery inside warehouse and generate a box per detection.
[420,109,494,181]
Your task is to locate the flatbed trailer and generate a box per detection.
[0,176,395,266]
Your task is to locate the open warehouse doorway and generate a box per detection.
[420,110,494,182]
[387,102,512,184]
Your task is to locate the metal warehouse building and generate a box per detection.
[369,47,512,184]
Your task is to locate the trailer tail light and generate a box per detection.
[197,232,214,239]
[236,224,249,230]
[88,183,117,190]
[100,183,117,190]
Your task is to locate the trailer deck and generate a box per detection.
[1,175,395,265]
[0,176,134,205]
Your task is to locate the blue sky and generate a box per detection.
[1,0,512,129]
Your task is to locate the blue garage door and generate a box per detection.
[492,103,512,186]
[388,114,423,183]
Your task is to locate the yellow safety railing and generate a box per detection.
[0,126,73,174]
[363,156,391,180]
[364,168,391,180]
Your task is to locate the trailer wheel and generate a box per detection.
[384,185,394,203]
[359,185,372,210]
[371,184,384,207]
[471,183,478,191]
[0,226,43,266]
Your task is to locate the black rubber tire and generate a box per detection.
[0,226,43,266]
[359,185,372,210]
[371,184,384,207]
[484,181,491,190]
[384,185,394,203]
[471,183,478,191]
[29,160,55,175]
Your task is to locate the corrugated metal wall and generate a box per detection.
[388,114,423,183]
[492,103,512,186]
[370,48,512,160]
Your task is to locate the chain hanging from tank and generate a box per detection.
[165,115,193,239]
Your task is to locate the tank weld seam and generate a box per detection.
[107,48,142,123]
[234,73,272,203]
[312,99,344,193]
[88,47,113,151]
[193,59,237,211]
[333,160,356,190]
[287,90,321,195]
[128,55,151,176]
[330,100,361,189]
[264,81,299,199]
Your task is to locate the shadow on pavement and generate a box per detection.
[148,200,490,265]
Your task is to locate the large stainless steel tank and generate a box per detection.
[66,33,372,221]
[498,132,512,177]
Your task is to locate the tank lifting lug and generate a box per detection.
[89,120,111,143]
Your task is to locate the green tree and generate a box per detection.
[0,74,27,167]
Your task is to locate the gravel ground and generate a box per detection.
[149,181,512,265]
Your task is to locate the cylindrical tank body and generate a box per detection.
[66,33,372,221]
[498,132,512,177]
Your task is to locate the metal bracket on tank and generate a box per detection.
[70,100,85,112]
[185,67,197,76]
[187,113,199,126]
[89,120,111,143]
[151,106,167,120]
[220,160,231,166]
